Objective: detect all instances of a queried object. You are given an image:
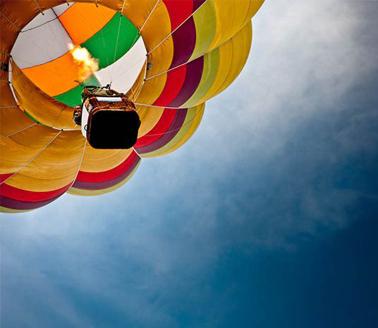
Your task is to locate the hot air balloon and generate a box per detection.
[0,0,264,212]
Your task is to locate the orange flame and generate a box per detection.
[69,44,99,81]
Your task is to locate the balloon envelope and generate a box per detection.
[0,0,264,212]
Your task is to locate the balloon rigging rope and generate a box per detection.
[139,0,161,32]
[112,14,123,67]
[110,7,129,83]
[0,130,62,187]
[5,123,37,138]
[109,0,157,85]
[108,0,128,82]
[145,29,241,81]
[32,0,44,15]
[128,63,147,102]
[146,0,207,55]
[10,10,76,83]
[0,106,18,110]
[145,6,251,81]
[121,0,127,13]
[21,17,57,32]
[113,32,144,73]
[99,26,113,83]
[0,10,18,31]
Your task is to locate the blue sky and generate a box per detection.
[1,0,378,327]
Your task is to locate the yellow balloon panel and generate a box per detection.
[5,131,85,192]
[139,0,172,52]
[137,105,165,137]
[120,0,160,30]
[209,22,253,98]
[196,23,252,105]
[80,146,133,173]
[0,127,58,174]
[136,73,167,106]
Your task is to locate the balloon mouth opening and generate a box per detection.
[8,1,147,129]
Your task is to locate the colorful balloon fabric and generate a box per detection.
[0,0,264,212]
